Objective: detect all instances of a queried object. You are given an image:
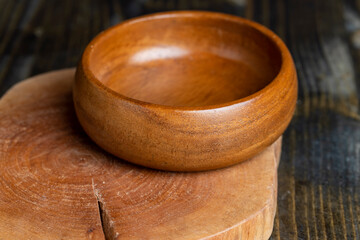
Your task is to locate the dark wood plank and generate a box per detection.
[255,0,360,239]
[0,0,359,239]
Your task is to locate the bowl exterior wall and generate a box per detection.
[74,56,297,171]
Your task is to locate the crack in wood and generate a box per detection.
[97,198,112,240]
[92,179,117,240]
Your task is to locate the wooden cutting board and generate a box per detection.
[0,69,280,240]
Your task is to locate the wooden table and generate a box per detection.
[0,0,359,239]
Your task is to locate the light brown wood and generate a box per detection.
[74,11,297,171]
[0,69,280,239]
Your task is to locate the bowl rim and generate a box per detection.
[80,10,294,111]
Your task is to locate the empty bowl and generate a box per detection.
[73,11,297,171]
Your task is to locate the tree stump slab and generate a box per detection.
[0,69,280,240]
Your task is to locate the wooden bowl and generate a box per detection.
[73,11,297,171]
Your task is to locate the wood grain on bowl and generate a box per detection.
[0,69,280,239]
[74,11,297,171]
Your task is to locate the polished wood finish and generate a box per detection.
[2,1,358,239]
[0,69,280,239]
[74,11,297,171]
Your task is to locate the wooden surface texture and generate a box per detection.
[0,69,280,239]
[0,0,359,239]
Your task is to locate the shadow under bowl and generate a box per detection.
[73,11,297,171]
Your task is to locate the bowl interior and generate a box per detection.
[88,14,282,107]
